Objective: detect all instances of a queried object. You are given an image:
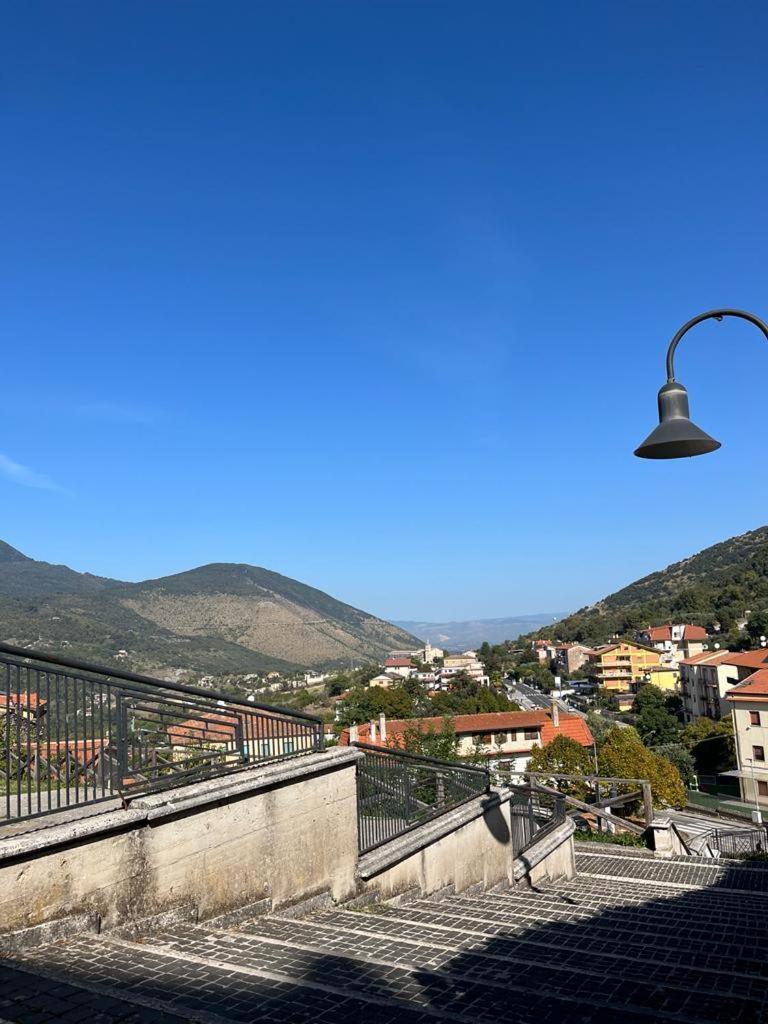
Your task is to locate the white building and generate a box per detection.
[440,651,489,687]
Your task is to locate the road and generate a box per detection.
[506,679,553,710]
[666,808,757,839]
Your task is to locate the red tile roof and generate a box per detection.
[647,625,707,642]
[168,710,310,746]
[679,651,730,666]
[340,710,593,750]
[384,658,413,668]
[0,692,47,714]
[727,669,768,699]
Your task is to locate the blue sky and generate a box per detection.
[2,1,767,622]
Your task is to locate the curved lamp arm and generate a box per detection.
[666,308,768,382]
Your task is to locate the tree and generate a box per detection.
[652,742,696,787]
[585,710,614,746]
[635,704,682,746]
[598,727,685,809]
[681,717,735,774]
[633,684,682,746]
[400,717,460,760]
[527,735,593,797]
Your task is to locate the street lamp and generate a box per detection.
[634,309,768,459]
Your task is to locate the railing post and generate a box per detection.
[642,781,654,827]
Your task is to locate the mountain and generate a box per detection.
[0,543,421,677]
[394,614,564,650]
[532,526,768,645]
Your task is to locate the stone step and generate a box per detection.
[149,924,763,1024]
[468,885,768,932]
[233,910,768,1002]
[498,878,768,921]
[574,852,768,892]
[312,903,768,980]
[10,935,439,1024]
[384,895,768,963]
[0,961,191,1024]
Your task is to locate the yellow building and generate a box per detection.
[587,640,662,692]
[644,664,680,693]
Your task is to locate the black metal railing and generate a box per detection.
[0,642,324,824]
[703,826,768,857]
[353,741,490,854]
[510,785,567,857]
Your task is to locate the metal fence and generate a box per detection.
[353,741,490,854]
[510,785,567,857]
[704,827,768,857]
[1,642,324,824]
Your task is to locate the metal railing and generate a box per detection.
[353,741,490,854]
[703,826,768,857]
[510,785,567,856]
[0,642,323,824]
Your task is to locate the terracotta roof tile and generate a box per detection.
[727,669,768,699]
[340,710,593,750]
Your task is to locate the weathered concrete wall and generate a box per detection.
[0,747,360,934]
[358,791,516,899]
[514,819,576,886]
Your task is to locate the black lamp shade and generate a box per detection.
[634,381,721,460]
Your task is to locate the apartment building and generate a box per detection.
[586,640,661,692]
[553,643,595,676]
[441,651,489,686]
[681,648,768,722]
[727,669,768,810]
[637,624,708,665]
[340,705,593,776]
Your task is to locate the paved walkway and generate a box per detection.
[3,850,768,1023]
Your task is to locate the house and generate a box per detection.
[167,710,315,761]
[553,643,594,676]
[586,640,661,693]
[0,691,47,722]
[366,672,401,689]
[531,640,553,663]
[681,648,768,722]
[382,657,416,679]
[339,704,593,777]
[643,664,681,693]
[726,668,768,811]
[637,624,708,664]
[440,652,489,686]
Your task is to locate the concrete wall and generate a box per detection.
[358,790,575,899]
[0,747,360,935]
[1,747,577,939]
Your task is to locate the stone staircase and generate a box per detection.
[4,849,768,1024]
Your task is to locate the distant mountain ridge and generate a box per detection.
[0,542,420,677]
[531,526,768,646]
[395,614,564,650]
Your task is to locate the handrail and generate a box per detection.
[353,741,490,853]
[1,642,324,825]
[0,641,321,725]
[351,740,489,773]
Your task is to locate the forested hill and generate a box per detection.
[0,542,420,677]
[536,526,768,647]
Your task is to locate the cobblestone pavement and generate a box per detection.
[4,852,768,1023]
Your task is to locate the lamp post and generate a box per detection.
[634,309,768,459]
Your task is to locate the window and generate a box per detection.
[524,730,538,741]
[753,745,765,763]
[751,711,761,726]
[481,733,493,744]
[758,781,768,798]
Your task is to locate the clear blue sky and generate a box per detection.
[2,1,767,622]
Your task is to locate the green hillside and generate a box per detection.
[0,543,420,677]
[536,526,768,647]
